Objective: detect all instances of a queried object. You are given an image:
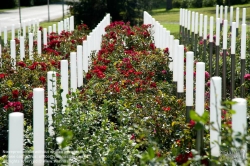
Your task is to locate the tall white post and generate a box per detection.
[195,62,205,116]
[47,71,57,136]
[173,40,179,83]
[210,76,222,157]
[204,15,207,39]
[29,33,33,60]
[37,31,42,55]
[230,6,234,26]
[216,5,219,19]
[195,12,198,34]
[77,45,83,87]
[231,22,236,54]
[177,45,184,94]
[4,26,7,46]
[186,51,194,107]
[33,88,45,165]
[82,40,88,73]
[242,8,246,24]
[48,26,52,35]
[70,52,77,92]
[216,18,220,46]
[61,60,68,113]
[58,22,61,34]
[191,12,195,33]
[43,28,47,47]
[232,98,247,166]
[20,36,25,60]
[220,5,223,24]
[224,6,228,21]
[70,16,74,31]
[199,14,203,37]
[53,24,56,33]
[8,112,24,166]
[223,20,228,50]
[241,24,246,59]
[209,17,214,42]
[10,40,16,69]
[236,8,239,29]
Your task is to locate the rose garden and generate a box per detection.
[0,4,250,166]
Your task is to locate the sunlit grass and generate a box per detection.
[151,4,250,38]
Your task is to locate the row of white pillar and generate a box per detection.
[144,8,247,165]
[7,14,111,166]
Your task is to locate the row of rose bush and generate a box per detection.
[0,24,89,156]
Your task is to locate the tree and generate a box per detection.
[166,0,172,10]
[0,0,16,9]
[68,0,107,29]
[68,0,154,29]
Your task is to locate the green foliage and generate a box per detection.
[68,0,107,29]
[0,0,16,9]
[202,0,216,7]
[68,0,154,29]
[20,0,47,6]
[172,0,190,8]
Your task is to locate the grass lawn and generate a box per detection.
[150,4,250,38]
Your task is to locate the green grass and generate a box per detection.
[150,4,250,38]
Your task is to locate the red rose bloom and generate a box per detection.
[12,90,19,98]
[39,76,46,84]
[0,95,8,104]
[0,73,6,79]
[17,61,26,67]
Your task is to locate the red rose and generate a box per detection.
[27,92,33,100]
[17,61,26,67]
[0,73,6,79]
[39,76,46,84]
[0,95,8,104]
[12,90,19,98]
[188,120,196,128]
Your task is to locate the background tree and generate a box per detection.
[68,0,107,29]
[68,0,155,29]
[0,0,16,9]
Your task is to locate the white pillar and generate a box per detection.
[37,31,42,55]
[177,45,184,93]
[232,98,247,166]
[77,45,83,87]
[4,26,7,45]
[20,36,25,60]
[186,51,194,106]
[29,33,33,60]
[47,71,57,136]
[33,88,45,165]
[10,40,16,69]
[195,62,205,116]
[70,52,77,92]
[61,60,68,113]
[43,28,47,47]
[82,40,88,73]
[8,112,24,166]
[210,76,222,157]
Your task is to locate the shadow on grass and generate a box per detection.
[150,8,180,15]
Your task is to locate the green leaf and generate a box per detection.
[190,110,202,122]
